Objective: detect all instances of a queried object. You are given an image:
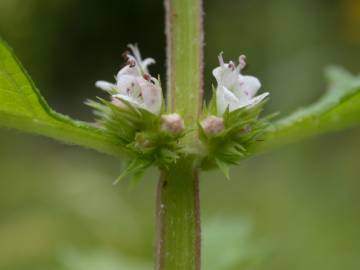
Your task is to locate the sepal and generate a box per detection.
[113,158,151,185]
[215,158,230,180]
[87,97,186,183]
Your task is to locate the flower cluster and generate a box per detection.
[199,53,270,175]
[88,45,185,183]
[89,46,270,181]
[95,44,162,115]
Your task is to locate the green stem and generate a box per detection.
[165,0,204,122]
[156,0,204,268]
[156,159,201,270]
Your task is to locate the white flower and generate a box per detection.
[95,44,162,115]
[212,53,269,115]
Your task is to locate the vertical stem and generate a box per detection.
[165,0,204,122]
[156,159,201,270]
[156,0,204,269]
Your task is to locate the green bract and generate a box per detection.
[86,97,185,183]
[199,97,271,178]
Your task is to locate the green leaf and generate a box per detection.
[255,66,360,153]
[0,38,127,157]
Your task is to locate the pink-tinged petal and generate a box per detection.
[116,74,141,96]
[95,81,117,92]
[234,75,262,100]
[137,77,162,115]
[116,64,140,78]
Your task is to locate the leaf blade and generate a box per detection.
[0,38,126,157]
[254,66,360,153]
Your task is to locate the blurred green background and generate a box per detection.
[1,0,360,269]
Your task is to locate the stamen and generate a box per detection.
[128,44,143,65]
[122,50,130,61]
[239,54,247,70]
[143,73,151,81]
[228,61,236,71]
[218,52,225,67]
[142,58,156,68]
[128,59,136,68]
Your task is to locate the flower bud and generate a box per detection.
[161,113,185,135]
[201,116,224,135]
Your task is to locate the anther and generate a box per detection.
[143,73,151,81]
[239,54,247,70]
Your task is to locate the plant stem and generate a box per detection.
[156,159,201,270]
[156,0,203,268]
[165,0,204,121]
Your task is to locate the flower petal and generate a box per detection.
[212,65,239,90]
[232,75,262,103]
[95,81,117,92]
[216,86,240,115]
[238,92,269,108]
[116,74,141,96]
[117,64,140,78]
[137,77,162,115]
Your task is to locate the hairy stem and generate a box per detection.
[156,159,201,270]
[165,0,204,122]
[156,0,204,268]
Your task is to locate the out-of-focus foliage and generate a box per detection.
[1,0,360,270]
[256,67,360,152]
[203,218,265,270]
[60,249,151,270]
